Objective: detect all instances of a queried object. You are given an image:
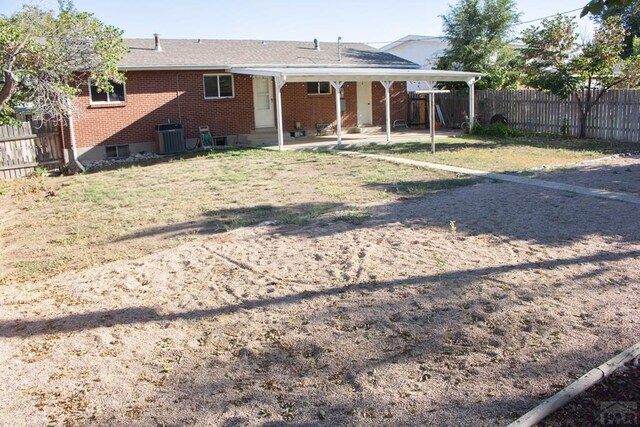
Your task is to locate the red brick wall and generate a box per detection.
[372,81,409,126]
[70,70,254,149]
[280,81,358,130]
[67,71,408,150]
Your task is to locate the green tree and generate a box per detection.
[581,0,633,17]
[592,0,640,57]
[436,0,521,89]
[521,15,640,138]
[0,1,127,124]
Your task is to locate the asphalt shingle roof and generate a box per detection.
[121,38,417,69]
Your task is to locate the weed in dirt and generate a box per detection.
[382,178,479,196]
[329,209,371,225]
[32,167,49,177]
[433,254,448,277]
[13,259,63,277]
[205,203,340,230]
[449,220,457,234]
[275,206,332,225]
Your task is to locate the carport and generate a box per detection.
[231,67,482,151]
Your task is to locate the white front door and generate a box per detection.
[253,77,275,128]
[357,81,372,126]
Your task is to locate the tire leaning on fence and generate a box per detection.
[490,114,509,125]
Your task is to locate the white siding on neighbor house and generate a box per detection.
[381,36,525,71]
[381,37,449,69]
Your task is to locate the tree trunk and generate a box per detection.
[579,111,588,139]
[577,92,592,139]
[0,70,18,109]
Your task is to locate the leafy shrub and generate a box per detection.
[32,167,49,177]
[471,123,532,138]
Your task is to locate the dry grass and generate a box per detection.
[349,136,638,172]
[0,148,476,284]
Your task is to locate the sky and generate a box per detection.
[2,0,596,46]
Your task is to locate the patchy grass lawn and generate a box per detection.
[0,148,476,284]
[348,136,639,172]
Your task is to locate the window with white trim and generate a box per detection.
[89,80,126,104]
[307,81,331,95]
[203,74,234,98]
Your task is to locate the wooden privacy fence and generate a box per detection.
[434,89,640,143]
[0,121,64,179]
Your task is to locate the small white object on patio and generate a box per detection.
[231,67,482,151]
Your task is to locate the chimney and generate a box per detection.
[313,38,320,51]
[338,36,342,62]
[154,33,162,52]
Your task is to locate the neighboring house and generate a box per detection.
[64,37,418,161]
[380,35,450,70]
[380,35,522,95]
[380,34,526,70]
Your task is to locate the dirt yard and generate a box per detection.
[0,149,475,284]
[0,151,638,426]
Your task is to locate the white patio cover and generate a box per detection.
[231,67,483,149]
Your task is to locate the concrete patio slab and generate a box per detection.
[258,129,462,151]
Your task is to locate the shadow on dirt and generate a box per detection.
[113,162,640,247]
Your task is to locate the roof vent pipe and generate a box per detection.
[338,36,342,62]
[313,38,320,51]
[154,33,162,52]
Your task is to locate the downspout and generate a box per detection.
[67,99,85,172]
[176,72,184,124]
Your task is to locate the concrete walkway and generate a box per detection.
[337,151,640,205]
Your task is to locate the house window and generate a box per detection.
[307,82,331,95]
[203,74,234,98]
[105,144,130,158]
[89,80,126,104]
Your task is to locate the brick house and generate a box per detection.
[64,36,482,162]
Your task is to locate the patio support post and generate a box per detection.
[274,76,286,151]
[330,81,344,145]
[429,92,436,154]
[381,81,393,143]
[467,78,476,129]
